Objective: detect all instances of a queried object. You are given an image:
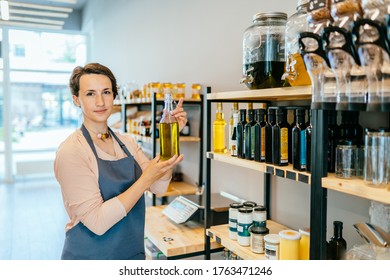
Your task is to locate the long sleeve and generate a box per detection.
[54,129,170,235]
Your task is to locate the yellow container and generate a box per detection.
[279,230,301,260]
[299,227,310,260]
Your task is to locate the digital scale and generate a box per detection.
[162,193,239,224]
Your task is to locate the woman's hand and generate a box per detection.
[171,98,188,132]
[141,154,184,184]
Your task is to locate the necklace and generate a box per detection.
[97,131,110,141]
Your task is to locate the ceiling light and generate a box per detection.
[1,0,9,21]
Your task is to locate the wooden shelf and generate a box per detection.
[207,86,311,101]
[147,181,199,198]
[206,222,289,260]
[207,152,311,184]
[145,206,222,258]
[322,174,390,204]
[128,133,200,143]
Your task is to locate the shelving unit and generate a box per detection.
[205,85,390,260]
[115,93,204,205]
[205,86,312,260]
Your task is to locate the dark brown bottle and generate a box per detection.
[272,108,290,166]
[237,109,247,159]
[305,110,312,173]
[328,221,347,260]
[245,109,256,160]
[292,109,307,171]
[265,108,276,163]
[254,108,267,162]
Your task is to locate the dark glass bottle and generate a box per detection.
[265,108,276,163]
[327,111,339,173]
[230,112,239,157]
[292,109,307,171]
[254,108,267,162]
[328,221,347,260]
[305,110,313,173]
[339,111,352,141]
[245,109,256,160]
[237,109,247,159]
[351,111,363,146]
[288,108,297,164]
[272,108,290,166]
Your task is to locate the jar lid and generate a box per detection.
[243,201,257,207]
[253,205,266,211]
[279,230,301,240]
[250,226,269,235]
[264,233,280,244]
[253,12,287,22]
[229,203,243,209]
[299,227,310,236]
[238,207,253,213]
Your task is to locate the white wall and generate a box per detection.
[82,0,374,250]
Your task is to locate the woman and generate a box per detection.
[54,63,186,260]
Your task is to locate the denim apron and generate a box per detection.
[61,124,145,260]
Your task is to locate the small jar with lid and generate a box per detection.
[264,233,280,260]
[237,207,253,246]
[242,12,287,89]
[242,201,257,208]
[228,203,243,240]
[279,230,301,260]
[252,205,267,227]
[249,226,269,253]
[191,83,201,100]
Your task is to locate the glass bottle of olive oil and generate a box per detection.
[159,93,180,161]
[213,102,227,153]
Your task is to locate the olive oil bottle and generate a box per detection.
[305,110,313,172]
[213,102,227,153]
[292,109,307,171]
[244,108,256,160]
[265,108,276,163]
[229,103,239,153]
[272,108,290,166]
[237,109,247,158]
[159,93,180,161]
[254,108,267,162]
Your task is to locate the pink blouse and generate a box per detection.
[54,129,169,235]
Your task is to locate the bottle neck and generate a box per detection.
[296,114,305,125]
[164,94,174,112]
[333,223,343,238]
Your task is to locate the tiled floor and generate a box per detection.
[0,176,67,260]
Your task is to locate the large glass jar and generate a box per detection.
[282,0,311,87]
[242,12,287,89]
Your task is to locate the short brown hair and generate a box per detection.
[69,63,118,99]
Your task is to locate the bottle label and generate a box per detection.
[280,127,288,163]
[237,222,252,237]
[261,127,266,161]
[229,218,237,232]
[300,130,307,168]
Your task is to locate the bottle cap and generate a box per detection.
[243,201,257,207]
[249,226,269,235]
[238,207,253,213]
[279,230,301,240]
[264,233,280,244]
[253,205,266,212]
[229,203,243,209]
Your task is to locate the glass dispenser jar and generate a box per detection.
[241,12,287,89]
[282,0,311,87]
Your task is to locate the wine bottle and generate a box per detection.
[254,108,267,162]
[228,103,239,153]
[230,112,239,156]
[244,108,256,160]
[265,108,276,163]
[328,221,347,260]
[213,102,227,153]
[292,109,307,171]
[237,109,247,158]
[159,93,180,161]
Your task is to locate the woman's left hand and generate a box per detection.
[171,98,188,132]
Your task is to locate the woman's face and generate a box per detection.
[73,73,114,125]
